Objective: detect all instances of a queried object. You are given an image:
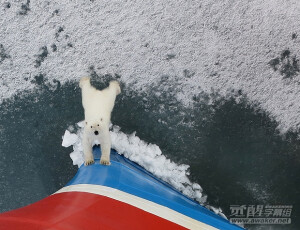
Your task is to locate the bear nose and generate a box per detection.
[94,131,99,135]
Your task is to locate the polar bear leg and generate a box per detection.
[83,130,94,166]
[100,128,111,165]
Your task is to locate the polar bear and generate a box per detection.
[79,77,121,166]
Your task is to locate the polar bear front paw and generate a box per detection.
[79,76,91,88]
[84,157,95,166]
[100,157,111,166]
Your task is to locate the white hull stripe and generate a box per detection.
[55,184,218,230]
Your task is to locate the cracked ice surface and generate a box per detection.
[1,0,300,133]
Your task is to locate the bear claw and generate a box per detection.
[100,159,111,165]
[84,159,95,166]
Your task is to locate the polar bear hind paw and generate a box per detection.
[100,158,111,166]
[84,158,95,166]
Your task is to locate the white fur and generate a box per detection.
[79,77,121,165]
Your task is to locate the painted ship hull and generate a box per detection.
[0,147,243,230]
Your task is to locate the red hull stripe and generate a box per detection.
[0,192,187,230]
[55,184,218,229]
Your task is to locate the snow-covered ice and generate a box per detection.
[1,1,300,134]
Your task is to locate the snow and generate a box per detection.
[62,122,233,217]
[1,1,300,134]
[62,122,207,205]
[61,130,78,147]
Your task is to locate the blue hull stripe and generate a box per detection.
[67,147,243,230]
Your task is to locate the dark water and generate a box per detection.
[0,75,299,229]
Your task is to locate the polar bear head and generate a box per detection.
[84,118,107,136]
